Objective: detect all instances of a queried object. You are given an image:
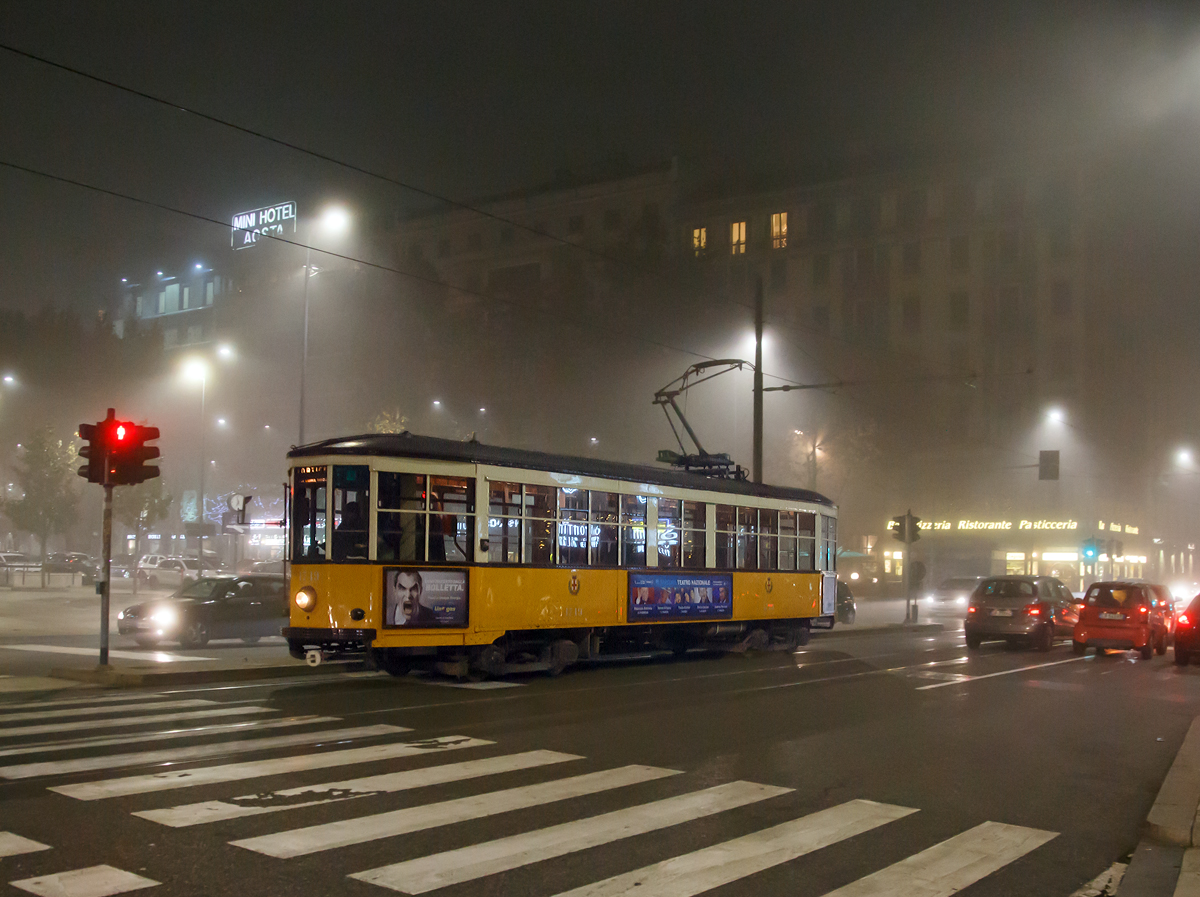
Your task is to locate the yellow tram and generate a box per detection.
[284,433,839,677]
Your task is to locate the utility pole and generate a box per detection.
[752,276,764,484]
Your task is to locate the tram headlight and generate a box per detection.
[294,586,318,612]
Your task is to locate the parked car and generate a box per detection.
[117,574,288,648]
[139,557,223,589]
[1147,584,1178,638]
[836,580,856,624]
[964,575,1078,651]
[1073,581,1170,659]
[926,576,985,612]
[250,559,287,575]
[1174,596,1199,666]
[42,552,97,574]
[0,552,38,570]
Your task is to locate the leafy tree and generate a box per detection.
[113,478,173,598]
[368,409,409,434]
[2,428,79,587]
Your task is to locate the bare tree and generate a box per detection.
[2,427,79,587]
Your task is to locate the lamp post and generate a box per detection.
[298,205,351,445]
[182,358,209,562]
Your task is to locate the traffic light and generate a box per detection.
[907,513,921,544]
[77,410,160,486]
[890,512,921,544]
[1081,538,1099,561]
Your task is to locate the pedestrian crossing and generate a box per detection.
[0,689,1064,897]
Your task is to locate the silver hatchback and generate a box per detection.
[964,575,1079,651]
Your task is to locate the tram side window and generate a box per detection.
[715,505,736,569]
[797,512,817,572]
[657,498,681,568]
[821,516,838,571]
[737,507,759,570]
[558,488,589,567]
[759,510,778,571]
[292,466,327,562]
[430,477,474,563]
[331,466,370,562]
[590,491,619,566]
[779,512,798,571]
[621,495,647,566]
[488,481,521,564]
[377,473,427,562]
[524,484,556,565]
[682,502,707,568]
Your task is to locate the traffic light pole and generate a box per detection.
[100,481,113,666]
[752,276,764,485]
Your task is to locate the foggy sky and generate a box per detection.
[4,1,1200,312]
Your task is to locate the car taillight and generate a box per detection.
[1139,605,1149,614]
[1024,604,1041,616]
[1179,613,1191,627]
[967,605,977,614]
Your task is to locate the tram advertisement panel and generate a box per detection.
[383,567,468,628]
[628,572,733,621]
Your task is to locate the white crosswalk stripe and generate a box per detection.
[0,692,1062,897]
[0,705,273,738]
[137,749,583,827]
[10,865,158,897]
[233,763,679,858]
[548,799,918,897]
[0,723,408,779]
[0,698,216,723]
[818,820,1058,896]
[349,780,793,894]
[0,715,336,759]
[0,832,51,858]
[0,693,179,712]
[51,735,492,800]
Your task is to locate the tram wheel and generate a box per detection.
[375,649,411,678]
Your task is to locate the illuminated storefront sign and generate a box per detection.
[231,201,298,250]
[885,518,1081,533]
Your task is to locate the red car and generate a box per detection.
[1174,596,1199,666]
[1073,581,1169,659]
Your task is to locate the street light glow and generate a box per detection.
[433,400,441,407]
[1046,407,1065,424]
[217,418,227,427]
[2,375,14,386]
[217,343,234,359]
[319,205,352,235]
[1178,448,1194,468]
[182,357,209,383]
[195,263,203,270]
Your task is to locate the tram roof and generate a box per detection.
[289,432,835,509]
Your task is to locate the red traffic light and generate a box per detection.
[77,410,161,486]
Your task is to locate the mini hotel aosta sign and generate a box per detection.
[231,201,297,250]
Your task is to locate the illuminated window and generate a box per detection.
[771,212,788,249]
[182,286,190,310]
[692,227,706,257]
[731,221,746,255]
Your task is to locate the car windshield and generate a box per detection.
[1086,584,1144,608]
[179,578,228,599]
[979,579,1036,598]
[939,578,979,591]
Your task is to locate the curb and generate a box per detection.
[811,623,945,640]
[48,662,352,688]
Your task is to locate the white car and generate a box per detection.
[141,557,210,589]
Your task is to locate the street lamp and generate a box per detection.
[181,357,209,562]
[298,205,352,445]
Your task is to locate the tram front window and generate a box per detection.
[331,466,369,562]
[292,466,327,562]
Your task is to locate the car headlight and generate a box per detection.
[294,586,318,612]
[117,611,124,621]
[957,596,968,605]
[149,607,178,627]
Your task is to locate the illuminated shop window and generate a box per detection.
[731,220,746,255]
[771,212,788,249]
[693,227,706,257]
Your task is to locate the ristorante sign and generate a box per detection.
[886,518,1081,533]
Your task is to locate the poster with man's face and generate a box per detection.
[383,568,468,628]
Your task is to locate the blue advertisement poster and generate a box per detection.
[628,572,733,621]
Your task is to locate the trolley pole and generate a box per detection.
[100,480,113,666]
[752,276,764,484]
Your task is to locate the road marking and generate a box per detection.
[819,820,1057,896]
[549,799,918,897]
[10,865,158,897]
[916,657,1087,690]
[0,832,50,858]
[234,763,677,858]
[0,706,272,739]
[0,698,216,723]
[0,644,214,663]
[139,749,582,827]
[0,693,171,712]
[0,715,336,760]
[0,723,408,779]
[51,735,491,800]
[416,680,524,690]
[349,780,792,894]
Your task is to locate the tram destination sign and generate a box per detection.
[231,201,297,250]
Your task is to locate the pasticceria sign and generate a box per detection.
[885,518,1081,533]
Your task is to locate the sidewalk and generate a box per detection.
[1119,715,1200,896]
